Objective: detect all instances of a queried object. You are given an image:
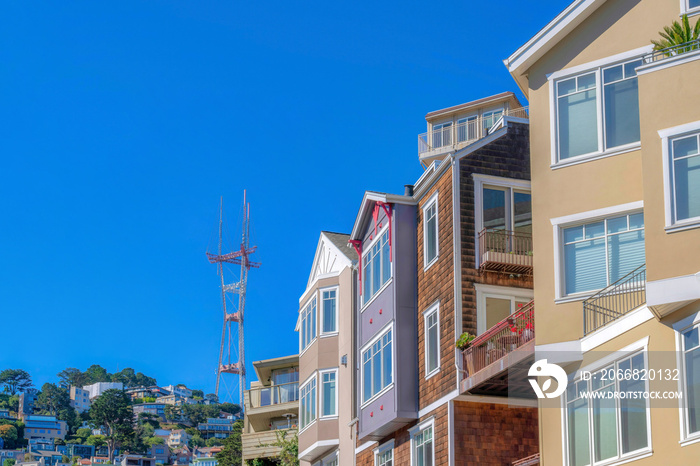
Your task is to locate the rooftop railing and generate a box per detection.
[583,264,646,336]
[418,106,529,156]
[246,381,299,409]
[642,39,700,63]
[462,300,534,378]
[478,228,533,274]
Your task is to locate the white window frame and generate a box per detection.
[299,373,317,433]
[659,120,700,233]
[374,439,394,466]
[674,311,700,445]
[562,339,652,466]
[551,201,644,302]
[456,115,478,143]
[320,286,339,336]
[320,450,338,466]
[473,174,532,268]
[482,106,505,134]
[423,302,441,379]
[319,368,338,419]
[361,225,393,310]
[431,120,453,149]
[474,284,534,335]
[299,295,318,354]
[548,46,652,169]
[360,323,394,407]
[423,191,439,270]
[681,0,700,16]
[409,417,435,466]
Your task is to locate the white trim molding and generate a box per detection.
[647,273,700,307]
[474,284,533,335]
[423,301,441,379]
[581,306,654,352]
[422,190,440,270]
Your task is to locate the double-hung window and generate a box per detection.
[412,424,434,466]
[321,288,338,334]
[300,377,317,430]
[668,131,700,226]
[300,297,317,352]
[562,212,645,295]
[423,193,439,268]
[320,369,337,418]
[363,229,391,305]
[432,122,452,148]
[554,57,643,163]
[362,327,393,403]
[682,324,700,438]
[565,351,649,466]
[424,304,440,377]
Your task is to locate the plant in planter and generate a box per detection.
[651,14,700,57]
[455,332,476,350]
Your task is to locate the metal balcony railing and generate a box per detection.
[583,264,646,336]
[643,39,700,63]
[246,382,299,409]
[462,300,535,378]
[478,228,533,274]
[418,106,529,156]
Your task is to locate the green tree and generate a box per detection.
[61,455,70,463]
[204,394,218,404]
[76,428,92,441]
[36,383,71,416]
[215,420,242,466]
[205,438,222,447]
[188,435,205,448]
[3,458,16,466]
[0,425,18,448]
[273,430,298,466]
[217,403,242,417]
[652,14,700,55]
[0,370,33,395]
[86,435,107,448]
[57,369,88,388]
[23,454,32,462]
[146,436,164,447]
[84,366,110,385]
[89,389,134,462]
[191,390,204,399]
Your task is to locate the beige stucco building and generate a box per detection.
[506,0,700,464]
[296,231,357,466]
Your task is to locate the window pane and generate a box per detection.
[383,334,393,386]
[559,88,599,159]
[606,216,628,234]
[619,354,648,453]
[322,373,336,416]
[603,65,623,83]
[604,77,640,148]
[311,300,317,340]
[687,346,700,434]
[565,237,607,294]
[674,155,700,220]
[558,77,576,96]
[426,207,437,263]
[624,60,643,78]
[673,136,699,158]
[629,213,644,229]
[567,397,590,466]
[513,191,532,235]
[691,0,700,7]
[564,226,584,243]
[686,327,700,351]
[486,297,512,331]
[323,291,336,333]
[382,233,391,284]
[363,259,370,300]
[427,315,438,373]
[363,356,371,402]
[373,344,382,395]
[585,221,605,238]
[578,73,596,90]
[483,188,506,230]
[593,385,618,461]
[607,229,645,282]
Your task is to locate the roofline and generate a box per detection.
[424,92,520,119]
[504,0,607,76]
[349,191,416,241]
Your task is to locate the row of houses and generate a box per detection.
[239,0,700,465]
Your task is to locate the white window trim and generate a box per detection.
[373,439,395,466]
[409,417,435,466]
[472,174,532,268]
[360,323,395,408]
[319,368,339,419]
[562,337,652,466]
[674,310,700,444]
[423,302,441,379]
[547,46,652,169]
[299,372,318,434]
[474,284,534,335]
[550,201,644,301]
[361,224,393,310]
[299,294,318,356]
[320,450,338,466]
[319,286,339,336]
[423,191,440,270]
[681,0,700,16]
[659,120,700,233]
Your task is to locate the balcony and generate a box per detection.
[418,106,529,159]
[583,264,646,336]
[461,300,535,397]
[244,382,299,432]
[241,428,297,461]
[478,228,533,275]
[642,38,700,64]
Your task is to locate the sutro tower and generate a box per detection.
[206,191,260,404]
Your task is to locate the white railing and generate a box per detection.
[418,106,529,156]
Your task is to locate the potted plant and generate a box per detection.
[651,14,700,58]
[456,332,477,374]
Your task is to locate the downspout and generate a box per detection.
[451,154,466,381]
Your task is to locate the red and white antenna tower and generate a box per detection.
[206,190,260,404]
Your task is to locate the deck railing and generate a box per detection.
[418,106,529,155]
[462,300,534,377]
[583,264,646,336]
[642,39,700,63]
[478,228,533,273]
[246,381,299,409]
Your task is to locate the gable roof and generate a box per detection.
[504,0,608,94]
[425,92,522,119]
[303,231,357,292]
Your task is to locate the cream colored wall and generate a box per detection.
[638,57,700,282]
[337,266,356,466]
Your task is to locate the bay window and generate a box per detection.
[300,377,317,430]
[363,229,391,305]
[682,324,700,438]
[565,351,650,465]
[300,297,317,352]
[321,288,338,334]
[320,369,337,417]
[670,132,700,224]
[554,57,643,163]
[562,212,645,295]
[362,327,393,403]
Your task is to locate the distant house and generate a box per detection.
[23,415,68,442]
[196,418,235,440]
[18,389,38,420]
[68,387,91,413]
[161,386,192,399]
[167,430,191,448]
[169,446,192,465]
[66,444,96,459]
[82,383,123,400]
[132,403,166,421]
[120,454,155,466]
[0,450,24,462]
[0,409,17,421]
[148,445,169,465]
[124,386,168,401]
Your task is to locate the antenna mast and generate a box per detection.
[207,191,260,404]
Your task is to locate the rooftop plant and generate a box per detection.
[651,14,700,56]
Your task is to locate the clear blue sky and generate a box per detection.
[0,0,571,404]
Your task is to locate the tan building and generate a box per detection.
[295,231,357,466]
[69,386,91,413]
[506,0,700,464]
[241,355,299,463]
